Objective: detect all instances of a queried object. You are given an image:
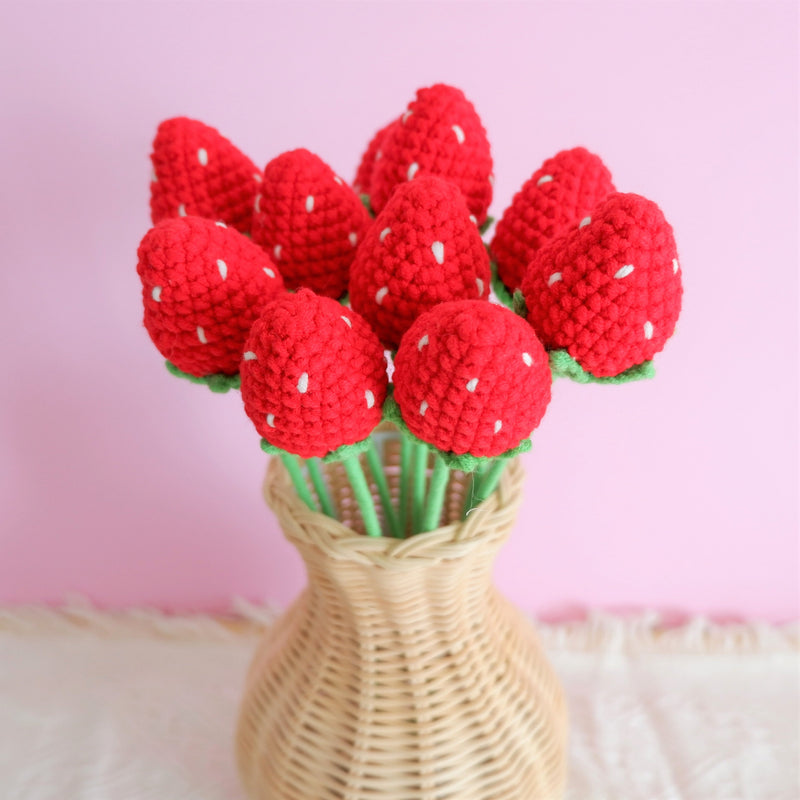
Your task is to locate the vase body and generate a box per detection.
[236,457,568,800]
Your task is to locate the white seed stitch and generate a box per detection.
[243,351,257,361]
[151,168,157,183]
[522,352,533,366]
[254,194,261,213]
[266,413,275,428]
[537,174,553,186]
[197,326,208,344]
[494,420,502,434]
[341,315,352,328]
[334,175,343,185]
[418,334,429,351]
[407,162,419,180]
[673,258,680,274]
[488,174,495,186]
[365,390,375,409]
[452,124,465,144]
[214,220,227,228]
[466,378,478,392]
[420,400,429,416]
[548,272,563,287]
[178,203,187,217]
[431,241,445,264]
[253,173,262,182]
[263,267,275,278]
[348,232,358,247]
[197,148,208,166]
[579,216,591,228]
[375,149,383,161]
[151,286,162,302]
[614,264,635,279]
[379,227,391,242]
[402,109,413,124]
[297,372,309,393]
[216,259,228,279]
[375,286,389,305]
[644,321,654,340]
[476,278,484,296]
[469,214,478,225]
[305,195,314,213]
[273,244,282,260]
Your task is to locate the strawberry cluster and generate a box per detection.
[134,83,684,533]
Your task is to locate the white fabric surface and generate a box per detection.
[0,604,797,800]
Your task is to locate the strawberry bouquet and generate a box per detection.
[136,83,683,539]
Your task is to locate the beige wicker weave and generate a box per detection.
[236,454,568,800]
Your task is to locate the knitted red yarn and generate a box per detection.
[522,192,683,378]
[369,84,493,225]
[240,289,388,459]
[353,120,395,197]
[491,148,615,292]
[250,149,371,299]
[137,216,284,377]
[150,118,261,233]
[393,300,551,457]
[349,176,491,350]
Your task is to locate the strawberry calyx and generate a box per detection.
[165,361,242,393]
[549,350,655,384]
[260,434,374,463]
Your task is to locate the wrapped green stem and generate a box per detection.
[279,452,317,511]
[366,440,401,539]
[398,436,412,538]
[471,459,506,508]
[342,455,382,538]
[306,458,335,518]
[411,441,429,535]
[421,455,450,533]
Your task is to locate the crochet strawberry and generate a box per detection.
[491,148,615,293]
[349,175,491,350]
[240,289,388,459]
[250,149,371,299]
[392,300,551,460]
[137,216,284,379]
[353,120,395,198]
[150,117,261,233]
[521,192,683,378]
[369,84,493,225]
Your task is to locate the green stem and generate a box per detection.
[279,452,316,511]
[398,436,412,538]
[306,458,335,518]
[411,442,429,535]
[342,455,383,538]
[471,459,506,508]
[366,440,401,539]
[421,455,450,532]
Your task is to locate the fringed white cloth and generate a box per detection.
[1,601,797,800]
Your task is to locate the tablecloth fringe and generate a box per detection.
[0,596,796,654]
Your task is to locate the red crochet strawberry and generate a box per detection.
[137,216,284,378]
[250,149,371,299]
[349,176,491,350]
[353,120,395,198]
[521,192,683,378]
[392,300,551,458]
[491,148,615,293]
[240,289,387,459]
[369,84,493,225]
[150,117,262,233]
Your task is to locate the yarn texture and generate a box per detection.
[369,84,494,225]
[349,176,491,349]
[137,216,284,377]
[251,149,371,298]
[150,117,261,233]
[522,192,683,378]
[491,147,615,292]
[240,289,387,459]
[393,300,551,458]
[353,120,395,196]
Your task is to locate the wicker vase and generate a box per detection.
[235,453,568,800]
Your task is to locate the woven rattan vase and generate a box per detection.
[236,454,568,800]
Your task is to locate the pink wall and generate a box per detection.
[1,1,797,620]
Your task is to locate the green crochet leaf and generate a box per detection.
[549,350,655,384]
[259,435,373,463]
[359,194,376,218]
[382,396,531,473]
[165,361,241,393]
[490,262,515,310]
[512,289,528,318]
[478,215,495,236]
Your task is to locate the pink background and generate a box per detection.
[1,1,797,620]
